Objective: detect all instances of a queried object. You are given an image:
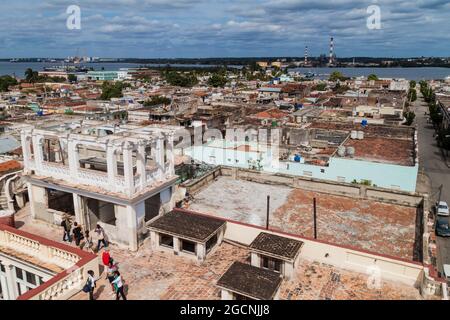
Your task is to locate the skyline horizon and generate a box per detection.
[0,1,449,58]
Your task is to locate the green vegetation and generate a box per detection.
[409,81,416,89]
[0,75,18,92]
[24,68,66,83]
[208,73,228,88]
[403,111,416,126]
[100,81,126,100]
[329,71,347,82]
[352,179,373,186]
[68,74,77,83]
[143,95,171,107]
[367,74,379,81]
[332,82,350,94]
[163,70,198,87]
[407,88,417,102]
[313,83,327,91]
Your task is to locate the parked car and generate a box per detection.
[436,218,450,237]
[444,264,450,283]
[436,201,450,217]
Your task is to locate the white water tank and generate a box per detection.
[346,147,355,158]
[357,131,364,140]
[351,131,358,139]
[337,146,346,157]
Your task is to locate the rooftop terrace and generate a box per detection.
[14,206,423,300]
[188,176,420,261]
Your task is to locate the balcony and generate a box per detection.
[0,224,98,300]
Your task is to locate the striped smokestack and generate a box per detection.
[329,37,334,65]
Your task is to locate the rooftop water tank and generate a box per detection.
[346,147,355,158]
[351,131,358,139]
[357,131,364,140]
[294,154,302,162]
[337,146,346,157]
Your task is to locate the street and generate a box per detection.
[414,91,450,276]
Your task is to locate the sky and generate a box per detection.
[0,0,449,58]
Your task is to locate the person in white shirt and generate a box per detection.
[111,271,127,300]
[86,270,99,300]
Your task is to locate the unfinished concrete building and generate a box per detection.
[20,121,179,250]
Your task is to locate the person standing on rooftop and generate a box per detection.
[95,224,108,252]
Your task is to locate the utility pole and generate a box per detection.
[266,195,270,230]
[313,197,317,239]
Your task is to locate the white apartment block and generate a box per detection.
[20,121,179,251]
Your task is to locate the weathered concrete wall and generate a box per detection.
[213,166,424,207]
[224,221,424,287]
[28,184,53,224]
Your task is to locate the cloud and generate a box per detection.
[0,0,448,58]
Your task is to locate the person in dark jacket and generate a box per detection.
[72,222,84,247]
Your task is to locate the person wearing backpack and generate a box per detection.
[83,270,98,300]
[111,271,127,300]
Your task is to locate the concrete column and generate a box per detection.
[126,204,139,251]
[73,194,86,228]
[173,237,180,255]
[150,231,159,248]
[20,132,31,173]
[67,139,79,181]
[0,270,9,300]
[221,289,234,300]
[197,243,206,261]
[137,143,146,188]
[3,262,18,300]
[156,138,165,181]
[26,182,36,219]
[106,144,118,190]
[32,134,44,173]
[251,252,260,268]
[123,145,134,197]
[166,134,175,177]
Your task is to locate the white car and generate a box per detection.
[437,201,450,217]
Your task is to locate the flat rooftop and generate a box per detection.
[188,176,419,261]
[14,207,422,300]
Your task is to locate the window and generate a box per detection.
[206,234,218,254]
[26,272,37,286]
[17,283,22,296]
[261,256,282,273]
[160,234,174,248]
[181,240,196,254]
[15,267,23,280]
[0,263,4,272]
[38,277,44,285]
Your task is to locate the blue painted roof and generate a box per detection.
[0,135,20,154]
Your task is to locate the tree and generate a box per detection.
[0,75,18,92]
[208,73,228,88]
[409,81,416,89]
[68,74,77,83]
[403,111,416,126]
[164,71,198,87]
[329,71,346,82]
[313,83,327,91]
[100,81,125,100]
[408,89,417,102]
[367,74,379,81]
[25,68,39,83]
